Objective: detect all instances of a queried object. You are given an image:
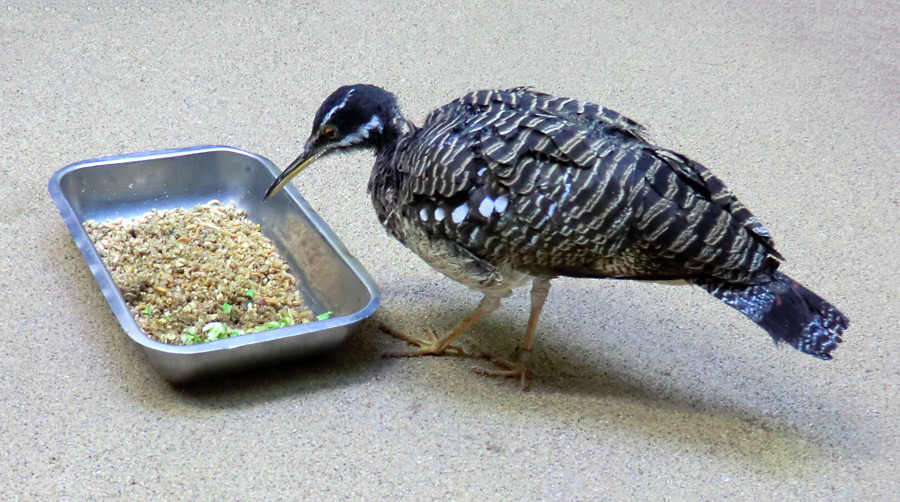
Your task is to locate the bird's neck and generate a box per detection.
[374,107,415,151]
[368,110,416,227]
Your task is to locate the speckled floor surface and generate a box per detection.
[2,1,898,500]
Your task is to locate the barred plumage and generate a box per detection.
[266,84,849,386]
[385,88,778,284]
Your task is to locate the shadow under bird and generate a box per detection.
[265,84,849,388]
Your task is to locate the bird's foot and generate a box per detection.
[378,322,467,357]
[471,343,532,390]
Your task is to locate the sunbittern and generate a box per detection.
[265,84,848,388]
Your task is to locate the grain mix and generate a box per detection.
[84,201,314,344]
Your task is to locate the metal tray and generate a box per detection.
[48,145,380,383]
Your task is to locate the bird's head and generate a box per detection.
[265,84,399,199]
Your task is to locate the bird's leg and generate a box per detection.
[473,277,551,389]
[382,295,502,358]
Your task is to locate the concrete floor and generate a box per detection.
[2,1,898,500]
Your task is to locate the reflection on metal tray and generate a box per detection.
[48,145,380,383]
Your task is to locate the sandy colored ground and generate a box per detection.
[2,1,898,500]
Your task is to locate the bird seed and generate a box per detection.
[83,201,314,345]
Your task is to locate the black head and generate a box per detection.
[265,84,399,198]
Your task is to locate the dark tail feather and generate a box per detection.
[694,272,848,359]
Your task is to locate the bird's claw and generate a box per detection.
[470,342,532,390]
[378,322,466,357]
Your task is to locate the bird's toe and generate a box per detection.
[471,345,532,390]
[378,321,467,357]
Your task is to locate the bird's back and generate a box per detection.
[379,88,782,288]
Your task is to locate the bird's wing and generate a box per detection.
[400,89,779,282]
[645,147,780,258]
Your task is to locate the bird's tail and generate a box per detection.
[693,272,848,359]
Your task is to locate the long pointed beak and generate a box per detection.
[264,143,329,200]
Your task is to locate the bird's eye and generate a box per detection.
[321,125,339,140]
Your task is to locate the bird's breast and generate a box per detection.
[383,210,531,296]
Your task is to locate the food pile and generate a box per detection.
[84,201,323,345]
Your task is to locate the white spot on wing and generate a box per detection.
[494,195,508,212]
[478,197,495,217]
[477,167,487,176]
[434,207,445,221]
[419,208,429,221]
[452,204,468,223]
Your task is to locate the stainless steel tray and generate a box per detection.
[48,145,380,383]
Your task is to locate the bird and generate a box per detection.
[264,84,849,388]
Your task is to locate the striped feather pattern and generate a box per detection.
[376,88,778,285]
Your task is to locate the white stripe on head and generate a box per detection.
[321,88,355,125]
[338,115,383,146]
[358,115,383,138]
